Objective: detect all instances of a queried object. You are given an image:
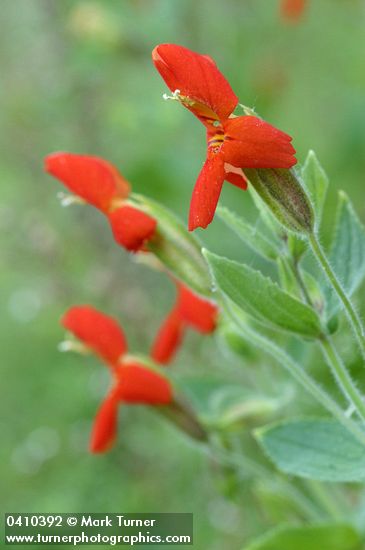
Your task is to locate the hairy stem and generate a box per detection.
[308,232,365,360]
[226,303,365,446]
[207,437,321,521]
[305,480,343,521]
[288,257,365,424]
[319,336,365,423]
[290,257,313,307]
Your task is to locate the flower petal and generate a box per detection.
[188,153,225,231]
[224,163,248,190]
[45,153,130,213]
[108,205,157,252]
[223,116,297,169]
[152,44,238,121]
[281,0,307,21]
[151,308,185,364]
[177,283,218,333]
[116,363,173,405]
[90,391,119,453]
[61,305,127,365]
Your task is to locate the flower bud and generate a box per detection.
[245,168,314,235]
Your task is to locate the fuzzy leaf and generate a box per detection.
[178,376,281,429]
[255,418,365,482]
[203,251,322,338]
[217,206,280,261]
[325,192,365,316]
[288,233,307,263]
[302,150,329,224]
[277,257,300,298]
[244,524,361,550]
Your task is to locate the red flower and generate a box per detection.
[108,204,156,252]
[45,153,157,252]
[62,305,173,453]
[152,44,297,230]
[151,282,218,364]
[280,0,307,21]
[62,305,127,366]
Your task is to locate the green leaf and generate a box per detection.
[217,206,280,261]
[302,270,326,313]
[277,257,300,298]
[248,183,288,239]
[255,418,365,482]
[287,233,307,263]
[178,375,283,429]
[244,524,361,550]
[217,323,257,359]
[131,193,211,296]
[325,191,365,316]
[302,150,329,225]
[203,250,322,338]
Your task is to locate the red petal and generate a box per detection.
[108,205,157,252]
[61,305,127,365]
[116,363,173,405]
[223,116,297,169]
[188,153,225,231]
[90,391,119,453]
[281,0,307,21]
[151,308,185,364]
[152,44,238,121]
[45,153,130,213]
[224,163,248,190]
[177,283,218,333]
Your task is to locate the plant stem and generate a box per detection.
[207,437,321,521]
[319,336,365,423]
[305,480,343,520]
[226,303,365,446]
[290,258,313,307]
[308,232,365,359]
[288,257,365,424]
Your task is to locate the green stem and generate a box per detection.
[308,232,365,359]
[290,258,313,307]
[207,437,321,521]
[288,257,365,424]
[305,480,342,521]
[319,336,365,423]
[226,303,365,446]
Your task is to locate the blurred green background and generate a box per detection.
[1,1,365,548]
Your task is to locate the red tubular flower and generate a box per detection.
[150,309,185,365]
[280,0,307,22]
[61,305,173,453]
[115,363,173,404]
[90,390,119,453]
[151,281,218,364]
[152,44,297,230]
[62,305,127,366]
[45,153,157,252]
[45,153,130,213]
[108,205,157,253]
[176,283,217,333]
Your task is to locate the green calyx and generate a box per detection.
[130,193,212,297]
[245,168,315,235]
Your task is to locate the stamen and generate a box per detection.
[58,339,90,355]
[162,89,181,101]
[57,192,86,207]
[239,104,258,117]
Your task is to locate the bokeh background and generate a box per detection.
[1,1,365,548]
